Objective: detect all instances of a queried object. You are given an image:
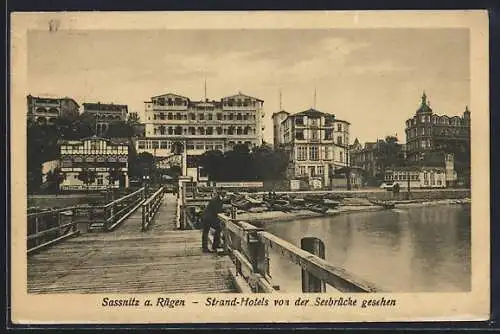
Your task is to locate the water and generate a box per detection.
[264,204,471,292]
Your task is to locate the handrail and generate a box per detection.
[103,187,145,209]
[27,208,80,255]
[217,213,382,293]
[27,187,147,253]
[142,187,165,231]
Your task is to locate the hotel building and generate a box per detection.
[59,136,129,191]
[405,92,470,162]
[82,102,129,136]
[272,108,350,188]
[135,92,265,157]
[27,95,80,124]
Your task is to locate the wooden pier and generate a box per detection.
[28,185,381,294]
[27,193,237,294]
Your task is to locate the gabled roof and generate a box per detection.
[150,92,190,100]
[294,108,329,118]
[222,92,264,102]
[272,110,290,117]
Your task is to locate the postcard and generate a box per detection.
[10,10,489,324]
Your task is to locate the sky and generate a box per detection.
[27,28,470,144]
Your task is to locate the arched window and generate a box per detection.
[236,127,242,135]
[168,127,173,135]
[189,127,196,135]
[198,127,205,135]
[167,113,173,120]
[237,113,242,120]
[37,116,47,124]
[174,126,182,135]
[48,108,59,114]
[228,126,235,135]
[175,113,182,120]
[206,127,213,135]
[159,126,166,135]
[36,107,47,114]
[216,127,223,135]
[243,126,250,135]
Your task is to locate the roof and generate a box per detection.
[150,92,190,100]
[28,95,80,108]
[83,102,128,111]
[222,92,264,102]
[294,108,330,118]
[272,110,290,117]
[58,136,130,146]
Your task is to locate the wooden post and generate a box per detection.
[141,202,146,232]
[301,237,326,292]
[248,229,268,284]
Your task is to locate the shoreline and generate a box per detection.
[236,198,471,225]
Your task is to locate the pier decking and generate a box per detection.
[27,194,237,294]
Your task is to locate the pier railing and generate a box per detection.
[27,207,80,255]
[27,187,146,254]
[142,186,165,231]
[217,213,381,293]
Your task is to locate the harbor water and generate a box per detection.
[264,203,471,292]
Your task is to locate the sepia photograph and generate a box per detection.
[10,10,489,324]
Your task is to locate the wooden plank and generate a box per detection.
[258,231,382,293]
[27,194,236,294]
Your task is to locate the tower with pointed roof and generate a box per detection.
[404,92,471,186]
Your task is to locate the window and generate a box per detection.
[174,126,182,135]
[159,126,166,135]
[295,117,304,126]
[138,141,145,149]
[317,166,324,176]
[337,136,343,145]
[167,113,173,120]
[228,127,235,135]
[236,127,242,135]
[195,142,204,150]
[189,127,196,135]
[97,175,103,185]
[295,131,304,140]
[160,141,169,149]
[337,123,343,132]
[217,113,222,120]
[208,114,213,120]
[237,113,242,120]
[216,127,223,135]
[310,146,319,161]
[325,129,333,140]
[190,113,196,120]
[340,151,344,162]
[168,127,173,135]
[160,113,165,120]
[299,166,307,176]
[152,141,159,149]
[297,146,308,161]
[311,130,319,141]
[229,114,234,121]
[199,114,205,121]
[206,127,213,135]
[198,127,205,135]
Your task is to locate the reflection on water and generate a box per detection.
[265,204,471,292]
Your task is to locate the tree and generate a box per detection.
[252,144,289,180]
[127,112,140,124]
[77,168,98,189]
[107,167,123,188]
[106,121,134,138]
[45,167,66,193]
[199,150,225,181]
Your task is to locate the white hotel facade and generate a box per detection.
[136,92,265,158]
[272,108,350,188]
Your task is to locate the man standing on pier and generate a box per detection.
[201,189,224,253]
